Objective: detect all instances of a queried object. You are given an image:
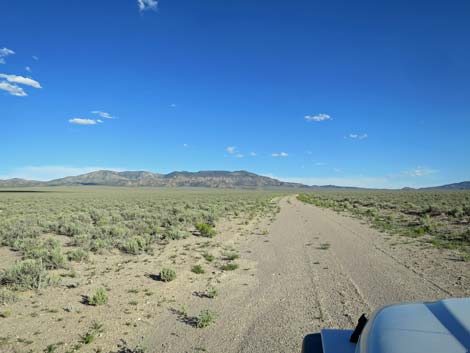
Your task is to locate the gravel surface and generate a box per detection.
[144,196,468,353]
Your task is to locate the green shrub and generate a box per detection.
[0,288,18,304]
[160,268,176,282]
[202,252,215,262]
[196,309,216,328]
[88,288,108,306]
[206,286,218,298]
[195,223,216,238]
[165,228,189,240]
[22,238,67,270]
[0,259,54,290]
[121,236,150,255]
[80,321,103,345]
[191,265,205,274]
[222,252,239,260]
[220,262,238,271]
[67,248,89,262]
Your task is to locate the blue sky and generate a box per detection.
[1,0,469,188]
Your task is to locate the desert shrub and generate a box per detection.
[57,221,86,237]
[22,238,67,269]
[221,262,238,271]
[165,228,189,240]
[0,310,12,318]
[0,259,54,290]
[67,248,89,262]
[120,236,150,255]
[222,252,239,260]
[202,252,215,262]
[81,321,104,344]
[195,223,216,238]
[88,288,108,306]
[191,265,205,274]
[206,286,218,298]
[196,309,216,328]
[0,288,18,305]
[160,268,176,282]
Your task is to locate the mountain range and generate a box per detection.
[0,170,468,190]
[0,170,306,189]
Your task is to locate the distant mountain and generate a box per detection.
[419,181,470,190]
[2,171,468,190]
[0,178,43,187]
[0,170,308,189]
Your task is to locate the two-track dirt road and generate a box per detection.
[145,196,466,353]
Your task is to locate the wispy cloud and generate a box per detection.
[235,153,244,158]
[183,143,189,148]
[272,152,288,157]
[305,113,331,122]
[32,56,39,61]
[0,73,41,97]
[0,73,41,88]
[273,165,439,189]
[0,166,124,181]
[170,103,176,108]
[249,152,257,157]
[0,73,42,96]
[138,0,158,11]
[69,118,100,125]
[401,166,437,178]
[315,162,326,166]
[349,133,368,140]
[226,146,236,154]
[91,110,114,119]
[25,66,32,72]
[0,48,15,64]
[0,81,27,96]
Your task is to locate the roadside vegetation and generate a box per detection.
[0,187,282,352]
[0,188,281,290]
[298,190,470,260]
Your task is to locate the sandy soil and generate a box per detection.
[1,196,469,353]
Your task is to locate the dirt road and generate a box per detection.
[145,196,463,353]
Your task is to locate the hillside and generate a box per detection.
[0,170,307,189]
[420,181,470,190]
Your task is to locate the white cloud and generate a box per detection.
[235,154,244,158]
[0,166,124,181]
[183,143,189,148]
[315,162,326,166]
[25,66,32,72]
[0,81,27,96]
[226,146,236,154]
[271,165,439,189]
[401,166,437,178]
[69,118,98,125]
[349,133,368,140]
[272,152,288,157]
[0,73,41,88]
[170,103,176,108]
[249,152,257,157]
[138,0,158,11]
[305,113,331,122]
[0,73,42,96]
[91,110,114,119]
[0,48,14,64]
[32,56,39,61]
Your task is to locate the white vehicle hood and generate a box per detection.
[359,298,470,353]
